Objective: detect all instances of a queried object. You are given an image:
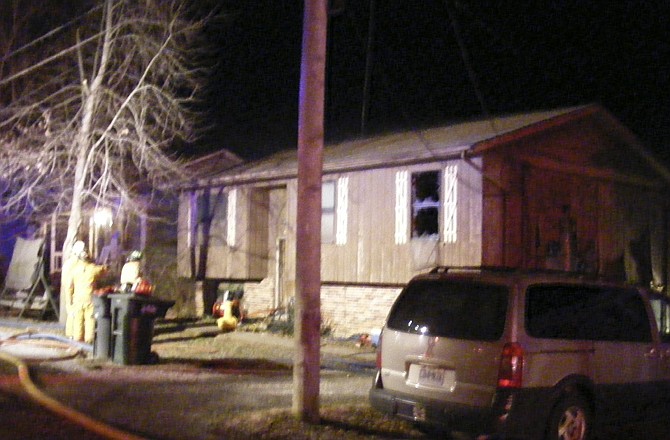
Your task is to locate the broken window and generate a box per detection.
[412,170,440,239]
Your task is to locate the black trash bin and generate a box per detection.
[92,294,112,360]
[108,293,175,365]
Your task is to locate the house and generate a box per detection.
[177,104,670,337]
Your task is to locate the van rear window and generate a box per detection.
[386,280,508,340]
[526,285,651,342]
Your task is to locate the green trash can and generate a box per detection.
[92,294,112,360]
[109,293,175,365]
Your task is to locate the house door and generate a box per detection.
[267,187,290,308]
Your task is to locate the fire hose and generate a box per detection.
[0,333,148,440]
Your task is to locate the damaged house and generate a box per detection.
[177,104,670,336]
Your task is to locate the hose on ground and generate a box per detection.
[11,332,93,352]
[0,332,91,361]
[0,341,147,440]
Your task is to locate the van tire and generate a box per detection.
[545,394,592,440]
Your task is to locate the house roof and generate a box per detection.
[184,148,244,181]
[190,104,670,189]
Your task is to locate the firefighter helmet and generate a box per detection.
[127,250,143,262]
[72,240,85,255]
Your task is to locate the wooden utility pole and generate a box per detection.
[293,0,327,424]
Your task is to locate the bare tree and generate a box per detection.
[0,0,213,320]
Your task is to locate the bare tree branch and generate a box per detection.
[0,0,214,234]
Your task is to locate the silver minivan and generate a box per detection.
[369,267,670,440]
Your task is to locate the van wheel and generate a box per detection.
[546,394,592,440]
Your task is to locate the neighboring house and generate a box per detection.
[44,149,243,276]
[0,148,243,320]
[177,104,670,337]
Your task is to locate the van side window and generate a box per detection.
[526,285,651,342]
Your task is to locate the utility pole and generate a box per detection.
[293,0,327,424]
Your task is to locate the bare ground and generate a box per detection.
[0,316,427,440]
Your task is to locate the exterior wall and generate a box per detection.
[320,284,402,337]
[178,158,484,331]
[176,192,191,277]
[240,278,276,317]
[321,158,483,285]
[601,184,667,286]
[177,124,670,332]
[238,279,402,337]
[481,146,669,286]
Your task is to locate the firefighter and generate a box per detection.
[119,250,143,292]
[62,240,85,339]
[66,246,107,343]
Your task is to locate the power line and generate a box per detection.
[1,4,104,63]
[444,0,497,132]
[0,31,104,87]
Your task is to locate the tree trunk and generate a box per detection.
[59,0,114,323]
[292,0,327,424]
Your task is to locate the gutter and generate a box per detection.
[180,145,474,191]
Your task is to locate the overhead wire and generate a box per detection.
[339,1,501,158]
[338,1,441,159]
[1,3,104,63]
[443,0,498,134]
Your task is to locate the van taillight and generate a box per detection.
[497,342,523,388]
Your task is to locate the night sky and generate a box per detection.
[203,2,670,165]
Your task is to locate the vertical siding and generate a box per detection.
[176,192,191,277]
[440,158,483,266]
[481,155,506,266]
[523,168,600,272]
[320,160,483,284]
[284,180,298,299]
[616,185,654,285]
[205,189,230,279]
[247,188,269,278]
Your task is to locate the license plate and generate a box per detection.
[407,364,455,389]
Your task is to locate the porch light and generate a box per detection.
[94,208,113,227]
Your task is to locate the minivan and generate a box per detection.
[369,267,670,439]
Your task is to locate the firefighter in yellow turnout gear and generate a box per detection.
[65,245,107,343]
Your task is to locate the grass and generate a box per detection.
[209,404,426,439]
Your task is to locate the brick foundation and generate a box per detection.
[236,279,401,338]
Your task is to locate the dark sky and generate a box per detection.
[204,1,670,166]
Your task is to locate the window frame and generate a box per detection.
[411,169,441,240]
